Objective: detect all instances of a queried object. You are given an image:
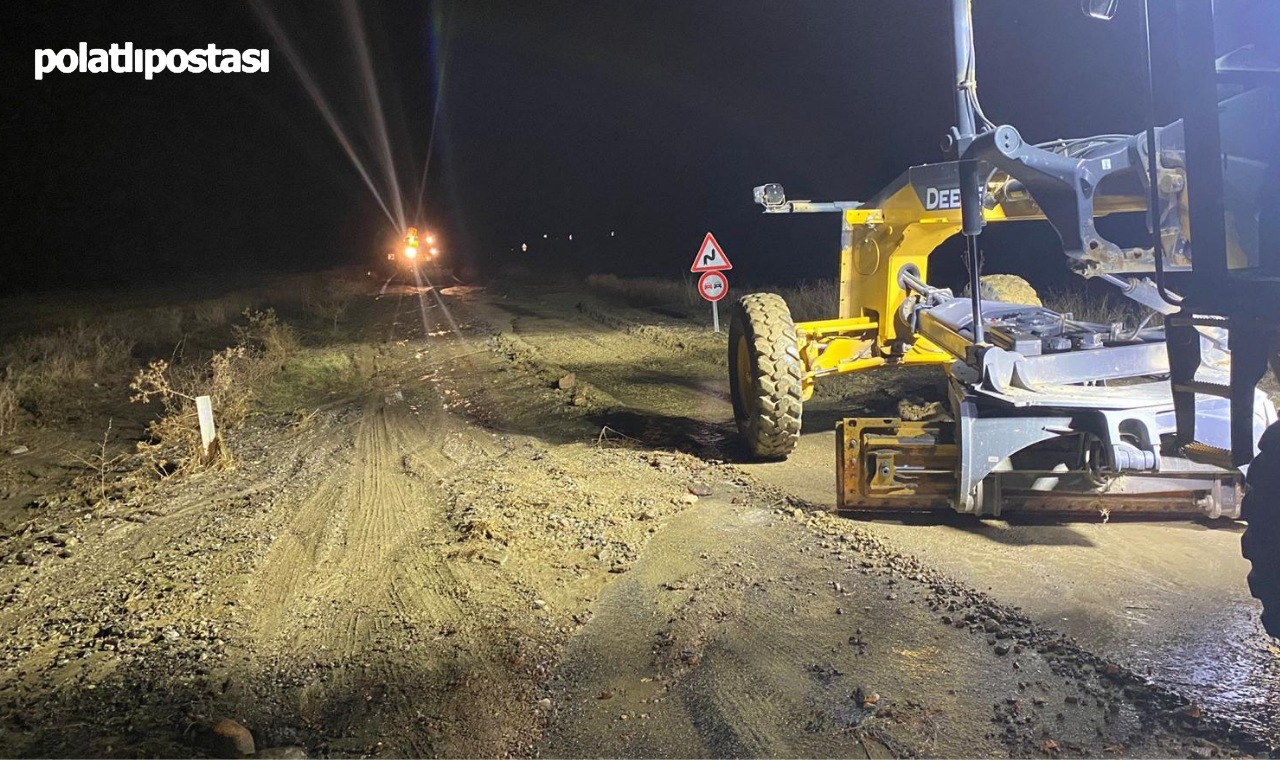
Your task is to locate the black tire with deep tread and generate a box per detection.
[728,293,803,460]
[1243,421,1280,638]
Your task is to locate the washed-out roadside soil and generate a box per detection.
[0,277,1268,758]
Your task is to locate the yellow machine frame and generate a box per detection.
[792,168,1149,399]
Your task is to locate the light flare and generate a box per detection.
[340,0,407,230]
[246,0,399,229]
[413,3,452,225]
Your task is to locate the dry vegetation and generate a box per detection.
[0,270,369,473]
[584,271,1166,330]
[1040,287,1154,326]
[760,279,840,321]
[0,268,1179,473]
[0,324,136,435]
[0,384,15,439]
[130,309,299,468]
[585,273,839,321]
[585,273,702,311]
[300,274,369,332]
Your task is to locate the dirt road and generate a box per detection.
[465,279,1280,748]
[0,276,1273,757]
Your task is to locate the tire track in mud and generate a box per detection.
[3,281,1264,756]
[234,319,530,755]
[543,493,1263,758]
[473,287,1280,752]
[475,293,740,460]
[0,284,724,757]
[541,501,1006,757]
[250,395,469,656]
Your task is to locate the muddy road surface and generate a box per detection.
[468,279,1280,750]
[0,276,1274,758]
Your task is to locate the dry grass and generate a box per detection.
[765,280,840,322]
[130,309,299,467]
[234,307,300,360]
[187,295,256,331]
[64,419,126,505]
[102,306,186,347]
[585,273,702,311]
[0,270,368,344]
[300,274,368,332]
[0,381,17,438]
[0,324,137,434]
[581,273,1165,332]
[1040,288,1155,327]
[10,324,136,387]
[586,273,840,323]
[0,269,367,441]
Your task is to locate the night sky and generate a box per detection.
[3,1,1211,295]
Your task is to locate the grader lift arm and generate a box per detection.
[729,0,1280,634]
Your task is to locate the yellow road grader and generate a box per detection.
[729,0,1280,634]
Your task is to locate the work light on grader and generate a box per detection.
[399,226,440,266]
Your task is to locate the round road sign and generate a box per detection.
[697,270,728,302]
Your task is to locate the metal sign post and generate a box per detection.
[691,233,733,333]
[697,270,729,331]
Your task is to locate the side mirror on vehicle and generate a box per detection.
[1082,0,1119,20]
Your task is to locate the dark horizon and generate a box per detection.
[3,0,1207,295]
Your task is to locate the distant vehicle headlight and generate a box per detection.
[404,246,418,259]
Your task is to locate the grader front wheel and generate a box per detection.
[728,293,804,460]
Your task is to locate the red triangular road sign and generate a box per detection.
[691,232,733,272]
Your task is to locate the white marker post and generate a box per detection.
[196,395,217,460]
[690,232,733,333]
